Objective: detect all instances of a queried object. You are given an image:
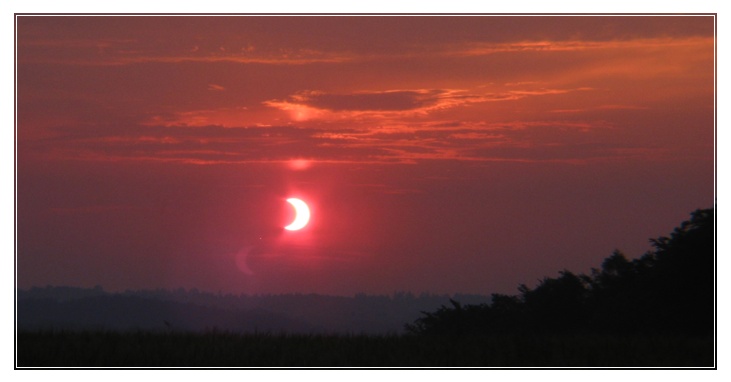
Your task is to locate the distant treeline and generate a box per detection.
[407,208,714,338]
[17,286,490,335]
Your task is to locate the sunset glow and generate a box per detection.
[16,15,714,296]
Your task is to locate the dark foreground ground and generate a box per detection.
[17,330,714,368]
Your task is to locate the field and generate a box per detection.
[17,330,714,368]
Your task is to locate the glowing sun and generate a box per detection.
[284,198,310,231]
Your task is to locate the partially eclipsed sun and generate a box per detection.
[284,198,310,231]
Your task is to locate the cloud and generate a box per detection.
[263,89,470,122]
[21,116,629,167]
[308,91,433,111]
[550,104,650,114]
[18,36,356,66]
[445,37,714,57]
[264,89,455,115]
[263,87,592,123]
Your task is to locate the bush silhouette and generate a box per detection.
[406,208,714,337]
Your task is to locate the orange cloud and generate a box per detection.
[447,37,714,57]
[263,87,594,123]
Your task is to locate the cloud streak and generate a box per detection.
[19,34,712,67]
[263,87,594,123]
[447,37,713,57]
[21,116,664,167]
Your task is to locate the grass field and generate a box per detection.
[16,330,714,368]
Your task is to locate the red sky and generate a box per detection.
[16,15,715,296]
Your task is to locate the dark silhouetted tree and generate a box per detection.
[518,270,589,333]
[407,208,714,337]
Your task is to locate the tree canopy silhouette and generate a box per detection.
[406,208,714,337]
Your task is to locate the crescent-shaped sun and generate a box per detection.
[284,198,310,231]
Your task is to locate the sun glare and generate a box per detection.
[284,198,311,231]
